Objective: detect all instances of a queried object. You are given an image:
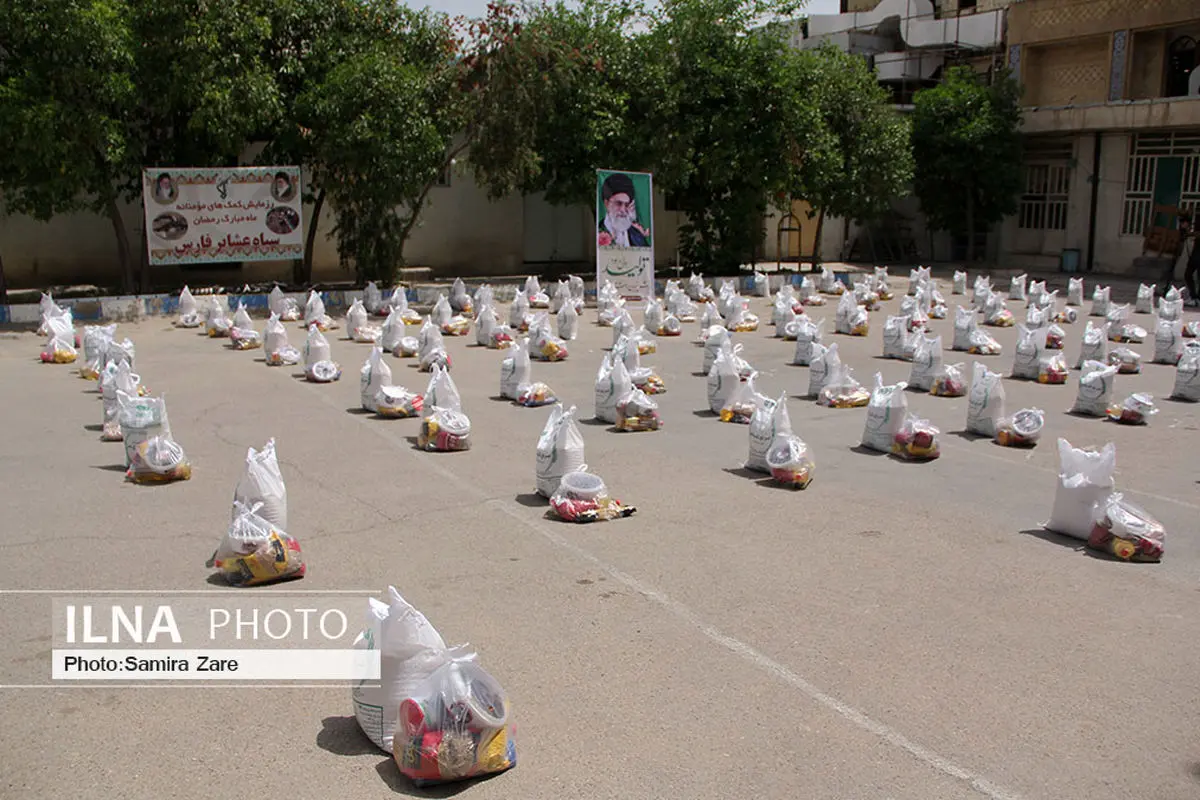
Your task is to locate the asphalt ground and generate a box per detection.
[1,280,1198,800]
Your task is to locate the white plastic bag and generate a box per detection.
[909,334,942,391]
[118,391,171,468]
[418,320,449,372]
[233,438,288,531]
[747,392,789,473]
[269,286,300,321]
[430,294,452,328]
[1066,277,1084,307]
[423,364,462,417]
[364,281,384,314]
[706,343,741,414]
[703,326,731,374]
[1154,318,1184,364]
[967,362,1006,437]
[1046,439,1116,541]
[500,339,532,400]
[807,341,840,398]
[304,290,332,329]
[303,324,333,370]
[347,299,381,343]
[753,271,769,297]
[1072,360,1117,416]
[1135,283,1155,314]
[1012,324,1047,380]
[449,278,473,314]
[557,302,579,341]
[352,587,448,753]
[972,275,992,310]
[1008,274,1027,301]
[861,373,907,453]
[177,286,198,319]
[883,315,915,360]
[952,270,967,295]
[1090,286,1110,317]
[1075,320,1108,368]
[536,404,586,497]
[381,307,405,351]
[264,313,300,366]
[1159,292,1183,321]
[595,354,632,423]
[1171,343,1200,401]
[361,347,392,412]
[792,318,824,366]
[952,306,976,352]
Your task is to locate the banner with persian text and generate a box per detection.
[596,169,654,301]
[142,166,305,266]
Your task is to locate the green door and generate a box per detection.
[1153,156,1184,227]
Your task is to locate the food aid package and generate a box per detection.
[500,338,532,400]
[516,380,556,408]
[176,286,202,327]
[874,267,893,300]
[883,315,915,360]
[1011,324,1047,380]
[557,301,579,341]
[614,387,662,431]
[418,321,450,372]
[1108,392,1157,425]
[1186,321,1200,338]
[891,416,941,461]
[475,306,505,348]
[835,291,866,335]
[909,334,942,391]
[613,335,664,395]
[775,307,799,340]
[719,371,766,424]
[818,363,869,408]
[423,364,462,418]
[391,334,417,358]
[930,361,967,397]
[861,373,907,453]
[233,438,288,531]
[389,287,422,325]
[117,391,170,468]
[41,327,78,364]
[643,299,665,334]
[765,433,814,489]
[666,289,697,321]
[264,313,301,366]
[37,294,72,337]
[304,290,335,331]
[907,266,930,296]
[1090,285,1111,317]
[724,305,759,333]
[361,347,393,412]
[1087,493,1165,562]
[536,404,586,496]
[382,307,408,351]
[1026,280,1049,308]
[995,407,1045,447]
[1037,351,1069,384]
[1172,343,1200,401]
[1009,274,1027,302]
[376,386,424,418]
[420,407,472,452]
[449,278,474,315]
[269,286,301,321]
[475,283,496,313]
[1072,360,1117,416]
[703,326,731,374]
[746,392,790,473]
[80,324,117,379]
[819,266,843,295]
[303,325,341,382]
[967,362,1006,437]
[753,271,770,297]
[205,299,232,337]
[969,328,1002,355]
[364,281,384,315]
[352,587,448,753]
[524,275,546,306]
[549,280,569,314]
[1159,288,1184,321]
[1044,323,1066,350]
[792,318,824,366]
[698,301,723,330]
[347,299,381,343]
[707,343,742,414]
[1075,320,1108,368]
[854,279,879,311]
[393,652,516,787]
[550,470,636,522]
[687,273,713,302]
[124,430,191,484]
[1025,304,1049,330]
[595,354,633,423]
[983,293,1014,327]
[807,342,839,398]
[1107,306,1146,343]
[531,316,569,362]
[952,306,977,352]
[1108,347,1142,374]
[104,337,135,371]
[772,293,794,328]
[972,275,992,310]
[798,276,825,306]
[1154,318,1184,364]
[1135,283,1156,314]
[1066,276,1084,306]
[1046,438,1115,541]
[952,270,968,295]
[99,364,129,440]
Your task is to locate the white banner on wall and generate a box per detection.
[596,169,655,300]
[142,166,305,266]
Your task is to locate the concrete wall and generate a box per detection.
[1008,0,1198,48]
[1023,37,1110,107]
[1128,29,1168,101]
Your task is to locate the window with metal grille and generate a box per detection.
[1018,163,1069,230]
[1121,131,1200,236]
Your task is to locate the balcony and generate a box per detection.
[807,0,1004,50]
[1021,95,1200,134]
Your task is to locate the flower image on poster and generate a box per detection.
[596,169,654,301]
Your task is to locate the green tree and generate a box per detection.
[636,0,818,273]
[911,65,1022,263]
[790,44,912,264]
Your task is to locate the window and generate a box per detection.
[1121,131,1200,236]
[958,0,977,10]
[1018,164,1070,230]
[1165,36,1197,98]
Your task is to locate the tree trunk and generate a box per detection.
[0,248,8,306]
[298,187,325,287]
[811,208,826,268]
[105,195,135,293]
[965,193,976,264]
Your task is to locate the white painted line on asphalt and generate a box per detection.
[310,387,1025,800]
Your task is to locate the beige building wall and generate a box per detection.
[1022,37,1110,107]
[1008,0,1198,47]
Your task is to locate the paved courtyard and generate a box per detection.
[1,279,1198,800]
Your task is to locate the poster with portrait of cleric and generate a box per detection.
[143,166,305,266]
[596,169,654,301]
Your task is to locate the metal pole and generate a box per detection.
[1086,132,1102,273]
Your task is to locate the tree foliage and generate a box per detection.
[911,66,1023,261]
